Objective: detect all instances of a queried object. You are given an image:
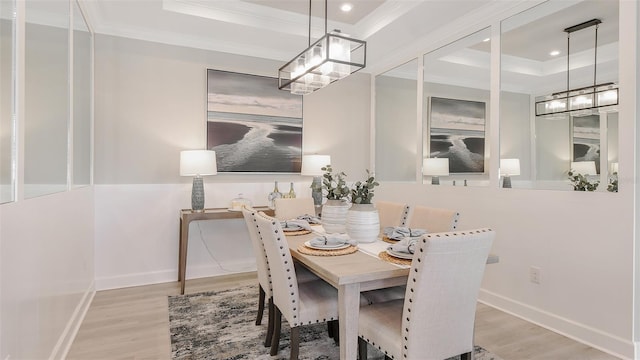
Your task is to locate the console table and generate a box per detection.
[178,207,273,294]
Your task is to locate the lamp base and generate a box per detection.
[431,176,440,185]
[191,176,205,211]
[503,176,512,188]
[310,176,322,206]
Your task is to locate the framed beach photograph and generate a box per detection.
[427,97,486,173]
[206,69,303,172]
[572,115,600,174]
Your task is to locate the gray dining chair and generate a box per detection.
[358,229,494,360]
[254,211,344,359]
[405,205,460,233]
[240,206,320,348]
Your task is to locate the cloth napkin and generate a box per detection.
[388,238,417,254]
[383,226,427,240]
[309,233,356,247]
[280,219,313,231]
[296,214,321,224]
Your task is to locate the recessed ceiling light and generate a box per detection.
[340,3,352,12]
[549,50,560,56]
[483,38,490,42]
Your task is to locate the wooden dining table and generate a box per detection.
[286,232,410,360]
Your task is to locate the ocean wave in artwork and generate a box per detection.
[430,132,485,173]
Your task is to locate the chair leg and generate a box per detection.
[264,298,274,348]
[256,285,265,325]
[290,326,300,360]
[270,306,282,356]
[461,351,472,360]
[358,337,368,359]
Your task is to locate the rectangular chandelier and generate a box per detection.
[278,31,366,95]
[535,82,618,116]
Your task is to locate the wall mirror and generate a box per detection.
[24,0,69,198]
[0,0,14,203]
[500,0,619,191]
[73,0,91,187]
[422,27,491,187]
[375,58,418,182]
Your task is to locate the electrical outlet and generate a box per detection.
[529,266,541,284]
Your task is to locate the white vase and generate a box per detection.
[321,199,350,233]
[346,203,380,243]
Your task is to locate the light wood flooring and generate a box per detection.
[67,273,621,360]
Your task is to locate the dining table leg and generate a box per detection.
[338,282,361,360]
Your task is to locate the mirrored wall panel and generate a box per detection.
[0,0,14,203]
[500,0,619,191]
[73,0,91,187]
[423,27,491,187]
[375,58,418,181]
[25,0,69,198]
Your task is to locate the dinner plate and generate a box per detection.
[386,249,414,260]
[304,240,350,250]
[283,226,304,232]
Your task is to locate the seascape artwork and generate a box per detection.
[428,97,486,173]
[206,69,303,172]
[572,115,600,174]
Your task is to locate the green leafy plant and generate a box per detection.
[607,172,618,192]
[321,165,350,200]
[350,170,380,204]
[568,170,599,191]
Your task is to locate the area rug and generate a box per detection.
[168,285,502,360]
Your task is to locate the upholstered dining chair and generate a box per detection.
[376,201,410,229]
[254,210,343,359]
[274,197,317,221]
[358,229,495,360]
[240,206,319,348]
[405,205,460,233]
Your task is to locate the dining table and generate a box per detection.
[285,229,500,360]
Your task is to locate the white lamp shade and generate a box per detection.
[500,158,521,176]
[180,150,217,176]
[301,154,331,176]
[611,162,619,173]
[571,161,597,175]
[423,158,449,176]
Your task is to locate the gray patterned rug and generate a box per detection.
[168,285,502,360]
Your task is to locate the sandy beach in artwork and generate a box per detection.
[430,129,485,173]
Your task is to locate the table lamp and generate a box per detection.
[301,154,331,206]
[571,161,597,176]
[423,158,449,185]
[180,150,217,212]
[500,158,520,188]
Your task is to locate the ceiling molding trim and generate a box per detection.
[162,0,355,39]
[352,0,423,39]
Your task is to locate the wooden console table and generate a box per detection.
[178,207,273,294]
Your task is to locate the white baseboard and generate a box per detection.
[95,261,257,291]
[478,289,633,360]
[48,281,96,360]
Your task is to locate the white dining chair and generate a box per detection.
[405,205,460,233]
[254,211,343,359]
[274,197,317,220]
[358,229,494,360]
[376,201,410,229]
[240,206,320,348]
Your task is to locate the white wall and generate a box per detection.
[93,35,371,289]
[0,188,95,359]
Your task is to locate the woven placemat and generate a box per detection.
[283,229,312,236]
[378,251,412,266]
[297,245,358,256]
[382,236,399,244]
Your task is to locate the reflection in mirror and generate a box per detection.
[73,0,91,187]
[423,27,491,186]
[375,58,418,181]
[500,0,618,191]
[25,0,69,198]
[0,0,14,203]
[606,113,618,192]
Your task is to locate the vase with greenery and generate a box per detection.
[347,170,380,243]
[320,165,350,233]
[567,170,599,191]
[607,172,618,192]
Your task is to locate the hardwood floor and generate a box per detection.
[67,273,620,360]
